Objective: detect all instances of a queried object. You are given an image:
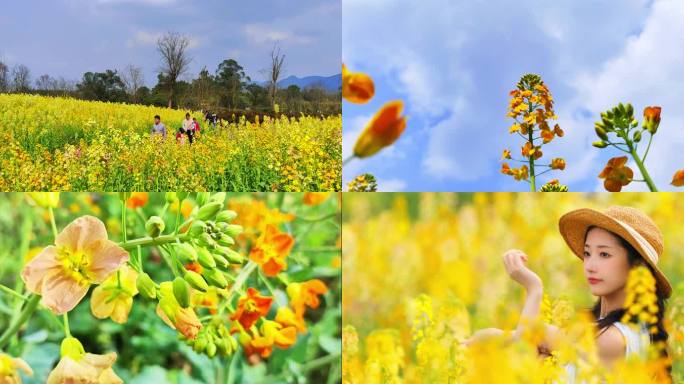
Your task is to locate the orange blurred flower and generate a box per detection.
[550,158,566,170]
[643,106,661,134]
[598,156,633,192]
[228,199,295,242]
[342,64,375,104]
[230,287,273,329]
[287,279,328,316]
[553,124,564,137]
[500,163,513,175]
[353,100,407,158]
[501,149,511,160]
[276,306,307,333]
[126,192,148,209]
[249,225,294,277]
[671,169,684,187]
[303,192,331,206]
[170,200,193,219]
[242,320,298,358]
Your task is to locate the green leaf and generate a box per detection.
[130,365,171,384]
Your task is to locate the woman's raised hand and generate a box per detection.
[502,249,542,292]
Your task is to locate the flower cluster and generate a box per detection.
[502,74,566,191]
[347,173,378,192]
[0,192,338,382]
[593,103,684,191]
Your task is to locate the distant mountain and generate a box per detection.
[255,74,341,92]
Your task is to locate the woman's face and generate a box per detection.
[583,227,632,297]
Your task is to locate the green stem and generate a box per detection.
[629,145,658,191]
[642,133,654,163]
[295,212,339,223]
[63,313,71,338]
[0,294,41,349]
[118,233,187,251]
[0,284,27,301]
[121,200,127,243]
[48,207,59,239]
[527,104,536,192]
[342,155,355,166]
[258,270,284,307]
[219,262,258,315]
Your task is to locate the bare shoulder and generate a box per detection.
[596,325,626,365]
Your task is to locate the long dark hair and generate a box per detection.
[585,226,671,377]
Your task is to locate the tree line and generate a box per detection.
[0,32,341,117]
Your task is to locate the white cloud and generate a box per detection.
[127,30,201,49]
[378,178,407,192]
[243,24,313,45]
[569,0,684,191]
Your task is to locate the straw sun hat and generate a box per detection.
[558,206,671,298]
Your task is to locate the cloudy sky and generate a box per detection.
[343,0,684,192]
[0,0,340,87]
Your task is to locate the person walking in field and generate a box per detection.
[151,115,167,138]
[182,112,194,145]
[192,117,201,138]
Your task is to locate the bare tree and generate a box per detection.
[0,61,8,92]
[121,64,144,102]
[11,64,31,92]
[35,74,58,91]
[157,32,192,108]
[267,43,285,110]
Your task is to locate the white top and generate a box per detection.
[562,322,650,383]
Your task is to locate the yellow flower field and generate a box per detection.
[342,193,684,383]
[0,94,341,191]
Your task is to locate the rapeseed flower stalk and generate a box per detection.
[593,103,684,191]
[502,74,565,191]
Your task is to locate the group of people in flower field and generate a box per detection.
[151,112,210,145]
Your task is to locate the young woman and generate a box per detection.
[465,206,671,381]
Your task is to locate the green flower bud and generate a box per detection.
[159,298,176,321]
[188,220,206,238]
[202,268,228,288]
[618,103,626,115]
[633,130,642,143]
[217,246,244,264]
[165,192,178,203]
[196,192,210,207]
[626,103,634,117]
[173,243,197,263]
[197,202,222,221]
[184,270,209,292]
[215,210,238,223]
[224,224,243,238]
[601,117,614,130]
[145,216,165,238]
[206,341,217,357]
[197,247,217,269]
[594,124,608,141]
[592,140,608,148]
[211,252,229,268]
[216,234,235,247]
[173,276,191,308]
[136,273,157,299]
[193,337,206,353]
[605,110,614,119]
[207,192,226,205]
[197,233,215,248]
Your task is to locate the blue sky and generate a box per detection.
[0,0,340,87]
[343,0,684,192]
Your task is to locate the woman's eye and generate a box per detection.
[582,251,590,258]
[600,252,610,258]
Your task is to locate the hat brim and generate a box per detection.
[559,208,671,298]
